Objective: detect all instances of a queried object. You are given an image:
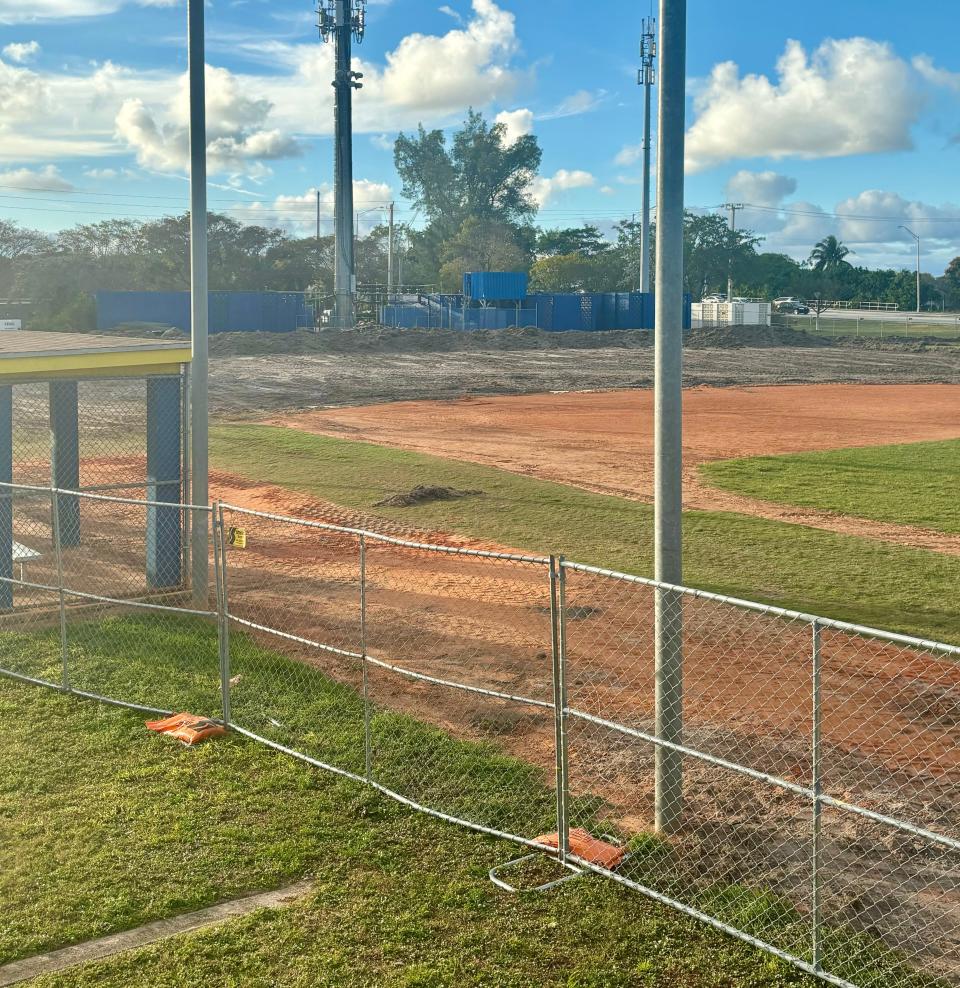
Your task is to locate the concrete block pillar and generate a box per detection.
[50,381,81,548]
[0,386,11,611]
[146,376,182,589]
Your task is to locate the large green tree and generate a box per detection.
[395,110,542,230]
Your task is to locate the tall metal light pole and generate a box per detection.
[187,0,209,606]
[653,0,686,835]
[899,225,921,313]
[638,17,656,294]
[319,0,366,330]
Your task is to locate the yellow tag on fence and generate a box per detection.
[228,527,247,549]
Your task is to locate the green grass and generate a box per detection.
[776,314,960,340]
[702,440,960,536]
[211,425,960,643]
[1,618,938,987]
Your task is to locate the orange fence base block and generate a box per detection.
[535,828,626,870]
[145,713,226,746]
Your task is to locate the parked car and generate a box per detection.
[701,293,726,303]
[773,297,810,314]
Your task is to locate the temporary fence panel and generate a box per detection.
[217,504,367,779]
[1,480,957,988]
[559,561,960,988]
[362,537,557,841]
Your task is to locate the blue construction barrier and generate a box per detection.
[95,291,313,334]
[381,292,691,333]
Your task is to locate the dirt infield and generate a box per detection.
[274,383,960,554]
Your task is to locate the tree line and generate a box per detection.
[0,110,956,330]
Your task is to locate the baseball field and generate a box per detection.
[4,337,959,987]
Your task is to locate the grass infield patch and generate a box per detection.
[702,439,960,536]
[212,425,960,643]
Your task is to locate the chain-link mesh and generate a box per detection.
[363,537,557,839]
[218,505,367,777]
[560,562,960,987]
[3,477,958,988]
[13,378,162,497]
[0,484,61,686]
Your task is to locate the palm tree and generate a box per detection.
[808,235,852,272]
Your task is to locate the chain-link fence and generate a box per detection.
[11,375,186,498]
[1,484,957,988]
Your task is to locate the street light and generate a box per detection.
[899,225,921,314]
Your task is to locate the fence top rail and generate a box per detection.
[0,480,212,513]
[561,560,960,659]
[217,501,551,564]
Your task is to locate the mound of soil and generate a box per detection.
[685,324,833,349]
[374,485,484,508]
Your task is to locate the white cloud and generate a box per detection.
[438,4,463,22]
[82,166,136,180]
[0,0,118,21]
[913,54,960,93]
[684,38,922,173]
[724,182,960,272]
[2,41,39,63]
[530,168,595,207]
[0,164,74,191]
[834,189,960,246]
[236,179,392,236]
[495,108,534,144]
[0,0,526,169]
[376,0,519,111]
[725,169,797,207]
[0,0,175,21]
[115,65,301,176]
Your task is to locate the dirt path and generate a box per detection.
[270,383,960,555]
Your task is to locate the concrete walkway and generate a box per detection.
[0,880,313,986]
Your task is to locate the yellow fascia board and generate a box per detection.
[0,346,192,384]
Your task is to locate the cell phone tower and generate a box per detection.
[318,0,366,329]
[638,16,656,294]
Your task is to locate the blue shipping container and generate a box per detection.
[462,272,528,302]
[95,291,312,334]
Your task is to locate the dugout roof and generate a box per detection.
[0,332,191,384]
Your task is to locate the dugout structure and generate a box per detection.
[0,332,193,611]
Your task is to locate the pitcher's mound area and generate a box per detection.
[272,383,960,552]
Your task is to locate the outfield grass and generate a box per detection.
[1,618,935,987]
[701,440,960,537]
[211,425,960,643]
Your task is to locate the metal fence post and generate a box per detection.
[360,534,372,781]
[50,485,70,692]
[811,619,823,971]
[213,502,231,727]
[550,556,570,860]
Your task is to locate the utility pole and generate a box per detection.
[722,202,743,302]
[316,189,321,241]
[653,0,686,835]
[187,0,208,606]
[900,225,921,313]
[387,201,395,297]
[319,0,366,330]
[638,16,656,294]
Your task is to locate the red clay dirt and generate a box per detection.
[271,383,960,555]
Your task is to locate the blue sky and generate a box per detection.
[1,0,958,271]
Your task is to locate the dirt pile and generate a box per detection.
[374,485,484,508]
[686,324,832,349]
